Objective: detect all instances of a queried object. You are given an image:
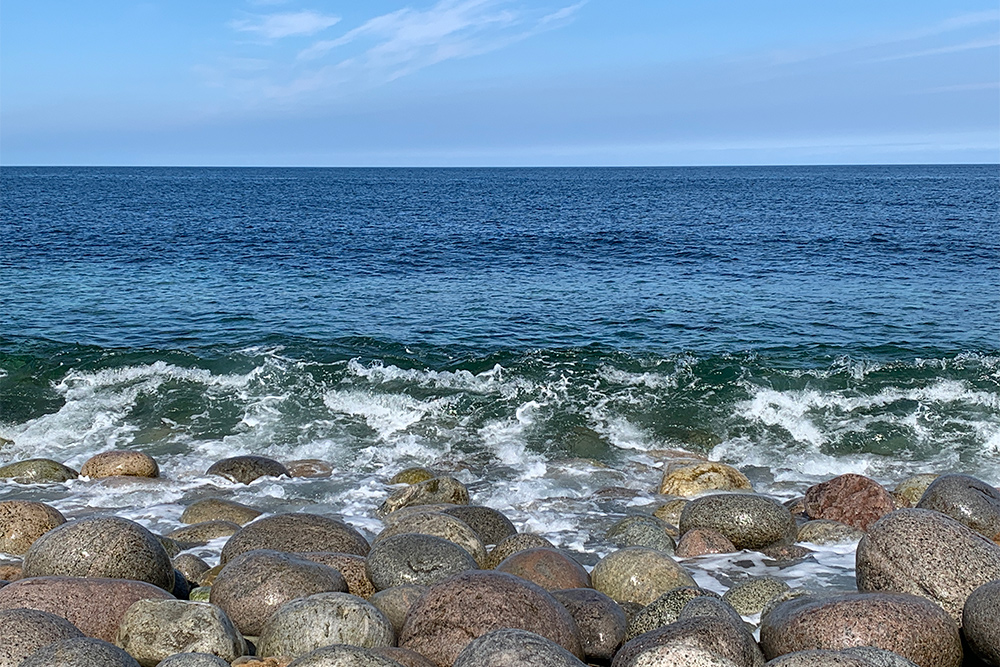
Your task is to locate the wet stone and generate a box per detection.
[0,500,66,555]
[723,577,791,616]
[593,547,697,607]
[173,553,212,584]
[390,467,438,485]
[376,511,486,566]
[915,473,1000,541]
[551,588,627,664]
[285,459,334,478]
[440,505,517,546]
[680,493,798,551]
[378,475,470,517]
[796,520,864,545]
[893,474,940,507]
[207,455,289,484]
[495,547,590,591]
[676,527,737,557]
[624,586,721,641]
[485,532,554,569]
[181,498,263,525]
[0,607,85,667]
[168,520,242,545]
[0,458,78,483]
[220,512,371,563]
[606,515,677,553]
[653,498,689,526]
[659,461,754,497]
[369,585,429,634]
[803,474,896,531]
[80,451,159,479]
[366,533,478,591]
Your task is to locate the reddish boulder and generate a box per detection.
[676,528,737,558]
[804,474,895,531]
[495,548,591,591]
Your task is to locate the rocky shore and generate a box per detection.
[1,452,998,666]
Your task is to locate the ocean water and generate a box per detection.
[1,165,998,595]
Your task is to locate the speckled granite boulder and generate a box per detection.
[841,647,919,667]
[157,654,232,667]
[796,520,863,545]
[759,592,961,667]
[613,616,765,667]
[207,455,288,484]
[551,588,627,663]
[856,509,1000,622]
[592,547,696,606]
[378,476,470,517]
[659,461,753,497]
[0,458,78,483]
[963,579,1000,666]
[390,467,437,485]
[653,498,689,525]
[221,513,370,563]
[496,547,590,591]
[624,586,721,641]
[803,474,895,531]
[764,651,872,666]
[285,459,334,478]
[286,644,406,666]
[893,474,939,508]
[80,451,159,478]
[18,637,140,667]
[0,607,84,667]
[173,554,211,584]
[916,474,1000,541]
[369,647,436,667]
[0,500,65,555]
[366,533,478,591]
[377,512,485,566]
[168,520,242,545]
[606,515,677,553]
[485,532,554,569]
[679,596,748,628]
[115,598,246,666]
[440,505,517,546]
[181,498,263,525]
[210,549,348,636]
[680,494,797,551]
[22,516,174,591]
[302,552,376,598]
[676,527,737,557]
[724,577,791,616]
[452,628,587,667]
[399,570,582,666]
[370,585,429,634]
[257,592,394,658]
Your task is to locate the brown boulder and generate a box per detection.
[301,552,375,598]
[0,500,65,555]
[0,607,85,667]
[803,474,895,531]
[220,513,370,563]
[485,532,554,569]
[659,461,753,497]
[495,547,590,591]
[676,527,737,557]
[80,451,159,478]
[207,455,288,484]
[180,498,262,525]
[551,588,627,663]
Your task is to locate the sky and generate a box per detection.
[1,0,998,166]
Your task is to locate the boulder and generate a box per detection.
[370,585,429,634]
[676,527,738,557]
[551,588,627,663]
[22,516,174,591]
[390,467,437,485]
[210,549,348,636]
[221,513,370,563]
[855,509,1000,622]
[378,476,470,517]
[803,475,895,531]
[18,637,140,667]
[653,498,689,525]
[0,500,65,554]
[369,647,436,667]
[398,570,582,667]
[613,616,764,667]
[440,505,517,546]
[366,533,478,591]
[680,494,797,551]
[285,459,334,478]
[592,547,697,606]
[0,458,78,483]
[257,592,394,658]
[115,599,246,666]
[181,498,263,525]
[764,651,872,666]
[659,462,753,497]
[0,608,84,667]
[376,512,485,566]
[679,596,749,628]
[963,579,1000,666]
[842,647,920,667]
[796,521,863,545]
[606,515,677,553]
[893,475,940,508]
[168,520,242,545]
[156,654,232,667]
[759,592,962,667]
[485,532,554,569]
[724,577,791,616]
[495,547,590,591]
[80,451,159,478]
[624,586,720,641]
[285,644,407,666]
[453,628,587,667]
[0,576,173,642]
[302,552,376,598]
[173,554,211,584]
[207,455,288,484]
[915,474,1000,541]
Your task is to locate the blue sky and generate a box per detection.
[1,0,998,165]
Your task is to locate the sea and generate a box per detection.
[1,165,998,598]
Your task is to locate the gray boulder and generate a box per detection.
[18,637,140,667]
[764,651,871,667]
[453,628,587,666]
[612,616,765,667]
[369,584,429,634]
[0,458,78,483]
[366,532,478,591]
[440,505,517,545]
[0,608,84,667]
[916,474,1000,541]
[551,588,627,663]
[592,547,697,606]
[724,577,791,616]
[606,515,677,553]
[115,599,246,666]
[963,579,1000,666]
[484,532,554,569]
[378,475,470,516]
[376,512,486,566]
[206,455,288,484]
[680,493,798,551]
[257,592,395,658]
[625,586,720,641]
[220,512,370,563]
[287,644,409,666]
[155,654,231,667]
[180,498,262,525]
[842,647,919,667]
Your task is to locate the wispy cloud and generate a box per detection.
[871,36,1000,62]
[230,10,340,40]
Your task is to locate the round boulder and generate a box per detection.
[115,599,246,666]
[172,554,211,584]
[803,474,895,531]
[22,516,174,591]
[624,586,720,641]
[366,533,478,591]
[893,474,939,508]
[855,509,1000,622]
[653,498,689,525]
[495,547,590,591]
[398,570,583,667]
[676,527,738,557]
[220,513,370,563]
[180,498,262,525]
[0,608,84,667]
[606,515,677,553]
[440,505,517,546]
[764,651,872,667]
[916,474,1000,541]
[377,512,486,566]
[842,647,920,667]
[453,628,587,667]
[680,494,797,551]
[759,592,962,667]
[592,547,696,606]
[963,579,1000,666]
[0,458,78,483]
[378,476,470,517]
[659,461,753,497]
[369,646,437,667]
[156,654,231,667]
[209,549,348,636]
[796,521,863,545]
[286,644,408,666]
[0,500,65,555]
[724,577,791,616]
[551,588,627,663]
[80,451,159,478]
[18,637,139,667]
[485,532,554,569]
[257,592,394,658]
[391,467,437,485]
[613,616,764,667]
[370,585,429,634]
[167,520,241,545]
[303,552,376,598]
[207,455,288,484]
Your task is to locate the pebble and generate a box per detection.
[440,505,517,546]
[676,527,737,557]
[795,520,863,545]
[624,586,721,641]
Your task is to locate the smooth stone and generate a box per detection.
[302,552,376,598]
[893,474,939,508]
[181,498,263,525]
[764,651,872,666]
[172,568,192,600]
[378,476,470,517]
[398,570,583,667]
[759,592,962,667]
[592,547,697,606]
[453,628,586,667]
[551,588,627,663]
[916,474,1000,541]
[495,547,590,591]
[157,654,232,667]
[0,608,84,667]
[624,586,720,641]
[606,515,677,553]
[197,564,223,586]
[761,590,815,622]
[679,596,749,628]
[616,644,742,666]
[369,647,436,667]
[285,459,334,478]
[173,554,211,584]
[842,647,920,667]
[796,520,864,545]
[680,493,798,551]
[210,549,348,636]
[18,637,140,667]
[80,451,159,478]
[659,461,753,497]
[115,598,246,666]
[676,527,738,557]
[855,508,1000,622]
[221,513,370,563]
[376,512,486,566]
[369,585,429,634]
[761,544,813,565]
[390,467,437,485]
[22,516,174,591]
[803,474,896,531]
[440,505,517,546]
[285,644,406,666]
[0,500,65,555]
[158,534,184,559]
[168,520,242,545]
[653,498,689,525]
[485,532,554,569]
[613,616,765,667]
[963,579,1000,666]
[257,592,394,658]
[207,455,289,484]
[0,458,78,483]
[189,586,211,602]
[0,576,173,642]
[724,577,792,616]
[366,533,478,591]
